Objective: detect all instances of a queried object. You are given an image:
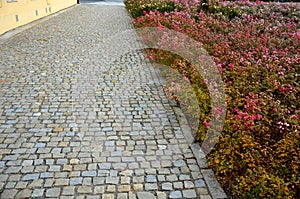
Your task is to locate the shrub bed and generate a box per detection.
[125,0,299,198]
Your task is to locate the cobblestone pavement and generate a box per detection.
[0,5,226,199]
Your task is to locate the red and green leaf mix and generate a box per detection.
[125,0,299,198]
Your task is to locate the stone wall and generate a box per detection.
[0,0,77,35]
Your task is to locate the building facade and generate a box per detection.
[0,0,77,35]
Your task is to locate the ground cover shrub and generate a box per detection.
[125,0,183,18]
[198,1,242,20]
[125,0,300,198]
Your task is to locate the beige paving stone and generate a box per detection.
[103,194,115,199]
[94,186,105,194]
[107,185,116,192]
[118,185,131,192]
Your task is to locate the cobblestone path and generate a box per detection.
[0,5,226,199]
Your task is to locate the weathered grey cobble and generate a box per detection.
[0,3,227,199]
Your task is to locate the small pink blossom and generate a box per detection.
[203,120,210,129]
[146,54,154,60]
[157,22,164,30]
[257,114,261,120]
[183,76,190,83]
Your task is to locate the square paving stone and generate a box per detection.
[144,183,158,190]
[78,186,92,194]
[32,189,45,197]
[146,175,157,183]
[70,177,83,185]
[161,182,173,190]
[1,189,18,199]
[22,173,39,181]
[183,190,197,198]
[106,177,119,184]
[62,186,75,196]
[94,186,105,194]
[195,179,206,187]
[46,187,61,197]
[169,191,183,198]
[82,170,97,177]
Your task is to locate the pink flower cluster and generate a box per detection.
[233,93,263,130]
[130,0,299,137]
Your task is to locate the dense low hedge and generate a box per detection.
[125,0,299,198]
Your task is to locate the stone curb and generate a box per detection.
[173,106,227,199]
